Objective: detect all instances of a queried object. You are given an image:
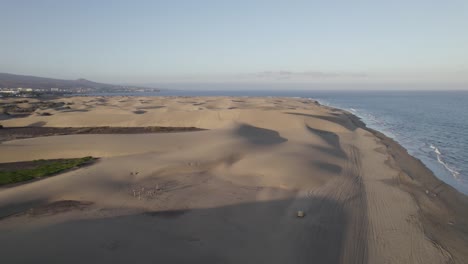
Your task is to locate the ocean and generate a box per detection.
[85,88,468,194]
[312,90,468,195]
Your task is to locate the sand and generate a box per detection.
[0,96,467,264]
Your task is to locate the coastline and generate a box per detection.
[313,91,467,196]
[0,96,467,263]
[339,106,468,262]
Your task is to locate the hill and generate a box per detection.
[0,73,146,91]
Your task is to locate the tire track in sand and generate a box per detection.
[303,144,368,264]
[339,144,368,264]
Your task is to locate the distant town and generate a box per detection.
[0,73,159,97]
[0,86,159,97]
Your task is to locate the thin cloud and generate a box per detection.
[248,71,369,81]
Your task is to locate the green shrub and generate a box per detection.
[0,156,95,185]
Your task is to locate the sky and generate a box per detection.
[1,0,468,87]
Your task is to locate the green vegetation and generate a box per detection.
[0,156,94,186]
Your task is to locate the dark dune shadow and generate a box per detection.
[144,209,190,219]
[138,106,165,110]
[305,125,341,149]
[0,114,13,121]
[286,112,357,131]
[28,121,46,127]
[0,199,47,219]
[23,200,92,217]
[1,113,33,119]
[61,109,90,113]
[133,110,147,114]
[312,161,343,174]
[235,124,287,145]
[309,144,347,159]
[0,197,368,264]
[0,126,204,143]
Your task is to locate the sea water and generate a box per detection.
[311,91,468,195]
[85,88,468,194]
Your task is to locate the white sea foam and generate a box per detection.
[430,144,460,179]
[349,108,397,139]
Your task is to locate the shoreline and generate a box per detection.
[334,104,468,199]
[337,106,468,262]
[316,98,465,195]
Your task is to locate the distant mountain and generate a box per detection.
[0,73,144,90]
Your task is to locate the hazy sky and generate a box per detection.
[1,0,468,86]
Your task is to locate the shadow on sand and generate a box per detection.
[235,124,287,145]
[305,125,342,149]
[0,196,368,264]
[286,112,358,131]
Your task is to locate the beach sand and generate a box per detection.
[0,96,467,263]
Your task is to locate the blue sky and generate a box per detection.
[1,0,467,86]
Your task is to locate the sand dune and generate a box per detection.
[1,96,467,263]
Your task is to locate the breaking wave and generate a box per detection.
[430,144,460,179]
